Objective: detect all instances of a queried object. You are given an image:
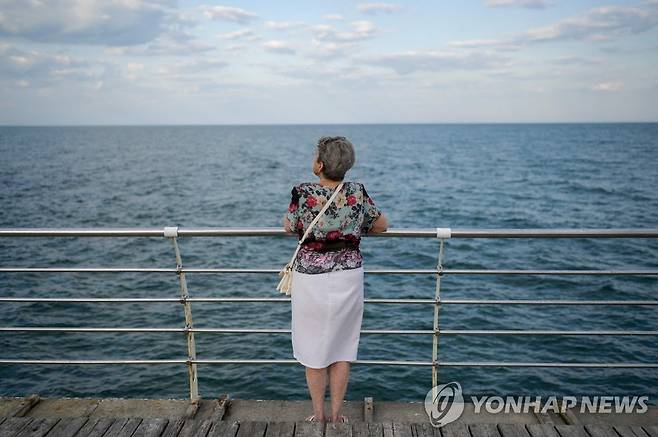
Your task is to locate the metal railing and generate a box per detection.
[1,226,658,402]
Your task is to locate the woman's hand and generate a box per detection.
[282,215,296,234]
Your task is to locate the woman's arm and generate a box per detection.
[368,212,389,234]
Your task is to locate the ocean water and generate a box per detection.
[0,123,657,402]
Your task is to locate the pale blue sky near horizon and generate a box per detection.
[1,0,657,125]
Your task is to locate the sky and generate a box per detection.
[1,0,657,125]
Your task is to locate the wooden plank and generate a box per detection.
[294,421,325,437]
[101,418,130,436]
[73,417,115,437]
[368,422,384,437]
[235,421,267,437]
[471,424,502,437]
[44,417,88,437]
[353,422,370,437]
[499,424,532,437]
[212,395,231,422]
[263,421,294,437]
[382,423,394,437]
[526,424,560,437]
[442,423,471,437]
[412,422,436,437]
[7,395,41,418]
[555,425,589,437]
[117,417,143,436]
[192,419,214,437]
[208,420,240,437]
[584,425,620,437]
[160,418,186,437]
[14,417,60,437]
[614,426,649,437]
[177,418,210,437]
[131,418,169,437]
[325,422,351,437]
[642,427,658,437]
[391,422,413,437]
[0,417,34,437]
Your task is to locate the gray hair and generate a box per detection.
[316,136,356,181]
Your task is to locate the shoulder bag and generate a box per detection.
[277,181,345,295]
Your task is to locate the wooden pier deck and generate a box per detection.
[1,416,657,437]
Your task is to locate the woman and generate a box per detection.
[282,136,389,423]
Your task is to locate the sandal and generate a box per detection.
[306,414,321,422]
[334,415,348,423]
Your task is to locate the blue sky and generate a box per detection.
[1,0,657,124]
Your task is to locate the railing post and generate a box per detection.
[164,226,200,403]
[432,228,451,388]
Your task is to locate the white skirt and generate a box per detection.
[291,266,364,369]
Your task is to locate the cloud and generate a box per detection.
[263,40,295,55]
[199,5,258,23]
[0,44,105,87]
[105,30,217,56]
[0,0,178,46]
[485,0,552,9]
[264,20,307,31]
[363,49,510,74]
[310,20,379,43]
[323,14,345,21]
[357,3,402,15]
[518,4,658,43]
[219,28,260,41]
[448,39,523,51]
[591,81,624,91]
[449,3,658,50]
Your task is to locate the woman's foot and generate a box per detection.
[306,414,324,422]
[330,415,348,423]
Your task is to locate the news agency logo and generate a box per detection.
[424,381,465,428]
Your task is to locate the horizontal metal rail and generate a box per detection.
[1,227,658,238]
[0,297,436,304]
[1,267,657,275]
[1,359,656,368]
[1,297,657,306]
[2,327,657,336]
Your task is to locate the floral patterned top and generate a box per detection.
[286,181,383,274]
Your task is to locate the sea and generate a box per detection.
[0,123,657,402]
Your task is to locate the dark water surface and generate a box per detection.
[0,124,657,402]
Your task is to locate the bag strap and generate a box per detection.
[287,181,345,268]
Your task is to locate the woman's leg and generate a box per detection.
[305,366,328,420]
[328,361,350,421]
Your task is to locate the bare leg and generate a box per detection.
[305,366,328,421]
[328,361,350,421]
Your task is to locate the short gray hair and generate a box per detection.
[316,136,356,181]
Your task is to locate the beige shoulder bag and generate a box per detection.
[277,181,345,295]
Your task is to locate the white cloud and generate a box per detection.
[311,20,379,43]
[485,0,552,9]
[263,40,296,55]
[219,28,260,41]
[323,14,345,21]
[264,20,307,31]
[591,81,624,91]
[0,0,179,46]
[519,5,658,43]
[357,3,402,15]
[363,49,510,74]
[199,5,258,23]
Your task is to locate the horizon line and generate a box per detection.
[1,121,658,127]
